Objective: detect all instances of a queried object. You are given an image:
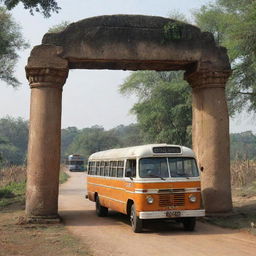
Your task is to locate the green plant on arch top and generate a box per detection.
[163,21,193,43]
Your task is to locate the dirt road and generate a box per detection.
[58,172,256,256]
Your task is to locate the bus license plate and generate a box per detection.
[166,211,181,218]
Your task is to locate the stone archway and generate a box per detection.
[25,15,232,220]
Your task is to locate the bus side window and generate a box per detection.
[100,161,104,176]
[117,161,124,177]
[88,162,92,175]
[109,161,113,177]
[96,161,100,175]
[112,161,117,177]
[125,159,136,178]
[91,161,96,175]
[104,161,109,176]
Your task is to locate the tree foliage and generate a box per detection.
[0,1,59,86]
[64,126,120,163]
[61,126,80,158]
[109,124,144,147]
[0,7,28,87]
[0,135,7,163]
[168,10,189,23]
[193,0,256,115]
[0,114,254,166]
[120,71,192,146]
[230,131,256,160]
[0,116,28,166]
[48,21,70,33]
[1,0,60,17]
[61,124,144,163]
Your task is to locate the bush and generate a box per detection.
[0,188,15,199]
[231,160,256,188]
[0,165,26,187]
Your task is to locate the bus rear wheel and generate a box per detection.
[96,196,108,217]
[182,217,196,231]
[130,204,143,233]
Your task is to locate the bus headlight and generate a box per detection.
[189,195,197,203]
[146,196,154,204]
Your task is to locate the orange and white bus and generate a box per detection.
[86,144,205,232]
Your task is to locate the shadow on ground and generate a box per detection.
[59,208,237,236]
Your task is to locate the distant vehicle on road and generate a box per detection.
[67,154,85,172]
[86,144,205,233]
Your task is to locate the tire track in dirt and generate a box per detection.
[59,172,256,256]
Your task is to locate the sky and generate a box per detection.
[0,0,254,132]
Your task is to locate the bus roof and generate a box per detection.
[88,144,196,160]
[68,154,84,160]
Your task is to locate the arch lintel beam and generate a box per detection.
[67,58,196,71]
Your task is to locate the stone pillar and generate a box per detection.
[185,70,232,214]
[25,46,68,220]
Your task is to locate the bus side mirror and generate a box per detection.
[200,166,204,172]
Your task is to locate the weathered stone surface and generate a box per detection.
[26,83,63,217]
[187,71,232,213]
[25,14,232,217]
[26,45,68,69]
[26,45,69,88]
[25,46,67,218]
[42,15,230,72]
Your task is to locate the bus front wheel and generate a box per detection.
[130,204,143,233]
[96,196,108,217]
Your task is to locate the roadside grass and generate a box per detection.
[0,182,26,209]
[203,160,256,235]
[59,169,70,184]
[0,209,92,256]
[0,165,91,256]
[204,200,256,235]
[0,165,69,209]
[233,181,256,198]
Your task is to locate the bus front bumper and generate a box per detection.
[139,209,205,219]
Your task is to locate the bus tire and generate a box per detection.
[96,196,108,217]
[182,217,196,231]
[130,204,143,233]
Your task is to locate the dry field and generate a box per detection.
[203,160,256,233]
[231,160,256,196]
[0,207,91,256]
[0,165,26,187]
[0,165,91,256]
[0,161,255,256]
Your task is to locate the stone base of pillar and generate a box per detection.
[22,214,61,224]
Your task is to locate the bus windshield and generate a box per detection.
[69,161,84,165]
[139,157,199,178]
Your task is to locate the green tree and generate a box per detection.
[1,0,60,17]
[48,21,70,33]
[193,0,256,115]
[61,126,80,159]
[119,71,192,146]
[0,135,7,164]
[0,7,28,87]
[66,126,121,163]
[110,124,144,147]
[167,10,189,23]
[0,116,28,166]
[0,116,28,152]
[230,131,256,160]
[0,143,24,166]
